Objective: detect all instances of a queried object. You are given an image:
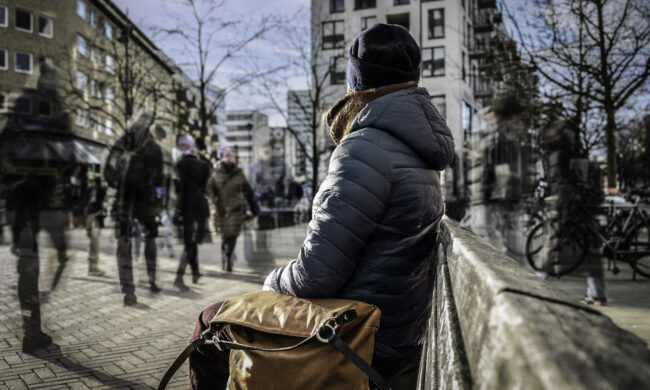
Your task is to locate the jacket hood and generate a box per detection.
[349,87,455,170]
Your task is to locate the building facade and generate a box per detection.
[0,0,188,160]
[224,109,269,175]
[312,0,523,201]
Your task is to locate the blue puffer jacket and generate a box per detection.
[264,87,455,353]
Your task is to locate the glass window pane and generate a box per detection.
[15,52,32,72]
[15,97,31,114]
[77,0,87,19]
[0,7,7,26]
[77,35,88,56]
[0,49,6,69]
[39,16,53,37]
[16,9,32,31]
[105,23,113,40]
[38,100,52,116]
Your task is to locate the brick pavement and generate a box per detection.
[0,225,302,389]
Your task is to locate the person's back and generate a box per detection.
[176,154,211,221]
[188,23,454,387]
[263,23,454,379]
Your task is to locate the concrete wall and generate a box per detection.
[416,219,650,389]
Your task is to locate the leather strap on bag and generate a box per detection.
[158,309,391,390]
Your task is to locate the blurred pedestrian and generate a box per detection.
[72,173,107,277]
[173,134,212,291]
[207,146,258,272]
[105,111,164,306]
[7,172,54,352]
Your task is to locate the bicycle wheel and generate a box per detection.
[526,218,588,276]
[625,222,650,278]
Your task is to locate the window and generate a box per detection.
[106,54,114,72]
[0,6,7,28]
[361,16,377,31]
[15,96,31,114]
[91,46,101,63]
[431,95,446,120]
[77,35,89,57]
[322,20,344,50]
[15,52,33,74]
[106,87,114,103]
[330,57,346,85]
[97,82,105,100]
[76,109,89,127]
[90,79,97,97]
[39,15,53,38]
[89,10,95,27]
[37,99,52,117]
[77,0,87,20]
[0,48,6,70]
[428,9,444,39]
[422,47,444,77]
[15,9,32,32]
[0,92,5,110]
[105,23,113,40]
[355,0,376,10]
[106,119,114,135]
[76,71,89,90]
[39,56,54,77]
[330,0,344,13]
[395,0,410,4]
[386,13,409,31]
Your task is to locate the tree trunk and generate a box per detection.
[604,104,618,189]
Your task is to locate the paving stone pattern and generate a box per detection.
[0,225,302,389]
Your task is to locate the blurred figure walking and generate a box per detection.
[7,172,53,352]
[207,147,258,272]
[173,135,211,291]
[105,111,164,306]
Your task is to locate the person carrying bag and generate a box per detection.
[158,291,390,390]
[161,23,454,389]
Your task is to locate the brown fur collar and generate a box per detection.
[326,81,417,145]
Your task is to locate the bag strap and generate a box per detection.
[158,310,391,390]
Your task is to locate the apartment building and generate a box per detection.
[224,109,269,175]
[0,0,189,159]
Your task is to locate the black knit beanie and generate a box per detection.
[346,23,421,91]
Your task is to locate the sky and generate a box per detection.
[112,0,309,126]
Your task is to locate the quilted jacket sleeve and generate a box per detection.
[263,133,392,298]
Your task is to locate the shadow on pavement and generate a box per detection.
[22,343,149,388]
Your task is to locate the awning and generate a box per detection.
[0,131,101,165]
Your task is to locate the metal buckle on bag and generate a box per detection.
[316,323,337,343]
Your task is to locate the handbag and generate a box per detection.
[158,291,390,390]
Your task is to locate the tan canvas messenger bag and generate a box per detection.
[158,291,390,389]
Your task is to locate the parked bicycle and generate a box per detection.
[525,185,650,278]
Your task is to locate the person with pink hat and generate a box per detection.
[206,146,258,272]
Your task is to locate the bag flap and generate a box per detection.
[210,291,378,338]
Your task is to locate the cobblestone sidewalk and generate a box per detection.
[0,243,273,389]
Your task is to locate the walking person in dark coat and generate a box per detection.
[188,24,455,388]
[107,111,164,306]
[7,172,54,353]
[173,135,212,291]
[206,146,258,272]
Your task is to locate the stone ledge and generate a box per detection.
[418,218,650,389]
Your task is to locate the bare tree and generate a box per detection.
[505,0,650,187]
[155,0,283,141]
[256,5,346,206]
[58,23,173,137]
